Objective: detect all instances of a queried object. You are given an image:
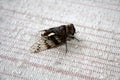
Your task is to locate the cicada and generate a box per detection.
[30,24,79,53]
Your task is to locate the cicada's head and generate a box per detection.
[66,24,75,35]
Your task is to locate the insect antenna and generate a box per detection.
[68,35,79,42]
[73,37,79,42]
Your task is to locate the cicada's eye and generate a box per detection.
[68,24,75,35]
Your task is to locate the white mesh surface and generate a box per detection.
[0,0,120,80]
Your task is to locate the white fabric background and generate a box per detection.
[0,0,120,80]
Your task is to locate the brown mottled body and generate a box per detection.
[30,24,78,53]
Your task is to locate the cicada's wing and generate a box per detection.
[30,30,56,53]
